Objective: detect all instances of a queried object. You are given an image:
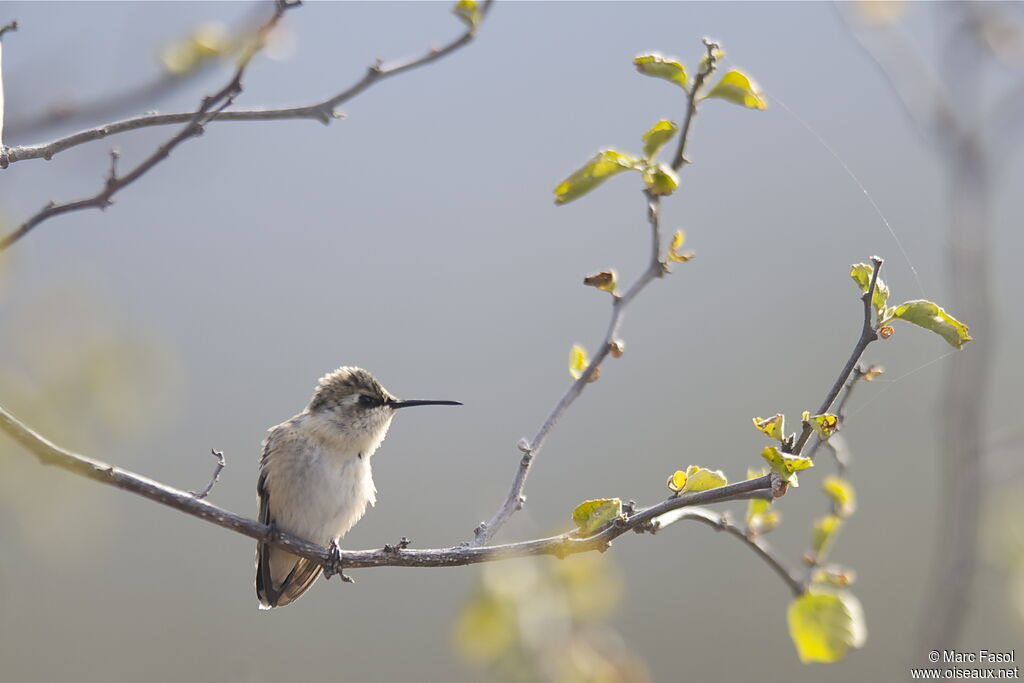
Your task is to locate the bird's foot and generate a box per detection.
[323,539,354,583]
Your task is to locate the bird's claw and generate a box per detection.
[323,539,354,583]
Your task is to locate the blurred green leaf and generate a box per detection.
[554,149,639,205]
[572,498,624,536]
[633,53,688,88]
[822,475,856,518]
[452,591,516,664]
[788,590,867,663]
[812,514,843,560]
[568,344,589,380]
[704,70,767,109]
[887,299,972,349]
[850,262,890,317]
[452,0,481,30]
[642,119,679,159]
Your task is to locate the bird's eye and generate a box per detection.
[358,395,380,408]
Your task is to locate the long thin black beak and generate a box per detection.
[389,399,462,409]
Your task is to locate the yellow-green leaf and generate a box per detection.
[666,470,687,493]
[161,23,230,75]
[554,149,639,205]
[761,446,813,486]
[667,230,694,263]
[812,565,857,588]
[642,163,678,196]
[642,119,679,159]
[861,365,885,381]
[812,514,843,559]
[822,475,856,518]
[633,53,688,88]
[452,591,516,663]
[788,590,867,663]
[452,0,481,29]
[583,270,618,295]
[753,414,786,442]
[850,263,890,316]
[888,299,972,349]
[568,344,589,380]
[802,411,839,440]
[682,465,727,492]
[572,498,624,535]
[704,70,767,110]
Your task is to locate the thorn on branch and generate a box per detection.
[190,449,226,500]
[383,536,412,553]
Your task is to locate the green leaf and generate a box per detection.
[788,590,867,663]
[642,119,679,159]
[681,465,728,492]
[850,263,890,316]
[761,446,813,486]
[452,0,481,30]
[666,470,687,493]
[822,475,856,518]
[554,149,640,205]
[753,414,786,442]
[572,498,624,536]
[888,300,972,349]
[667,230,694,263]
[642,162,679,196]
[811,514,843,559]
[568,344,589,380]
[802,411,839,440]
[704,70,767,110]
[633,53,688,88]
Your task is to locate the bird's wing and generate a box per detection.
[255,426,323,609]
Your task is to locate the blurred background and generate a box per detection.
[1,2,1022,681]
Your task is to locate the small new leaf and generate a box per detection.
[861,365,885,381]
[704,70,767,110]
[761,446,813,487]
[746,470,780,534]
[811,514,843,559]
[583,270,618,295]
[802,411,839,440]
[788,590,867,663]
[633,53,688,89]
[452,0,481,30]
[609,339,625,358]
[753,414,786,442]
[666,470,687,493]
[554,150,640,205]
[822,475,856,518]
[569,344,590,380]
[888,300,972,349]
[667,230,694,263]
[682,465,728,492]
[572,498,624,536]
[850,263,890,317]
[642,163,679,196]
[642,120,679,159]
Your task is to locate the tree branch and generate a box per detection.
[0,0,301,250]
[0,401,773,572]
[791,256,882,455]
[1,1,494,167]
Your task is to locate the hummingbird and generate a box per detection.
[256,366,461,609]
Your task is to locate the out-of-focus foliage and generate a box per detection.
[0,275,180,557]
[453,553,648,682]
[983,490,1024,626]
[787,590,867,663]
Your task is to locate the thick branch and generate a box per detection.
[0,402,773,572]
[2,1,493,167]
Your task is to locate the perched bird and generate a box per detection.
[256,366,460,609]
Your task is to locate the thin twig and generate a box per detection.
[670,38,720,172]
[2,1,494,167]
[473,40,722,547]
[0,402,772,572]
[791,256,883,455]
[0,0,300,251]
[189,449,226,500]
